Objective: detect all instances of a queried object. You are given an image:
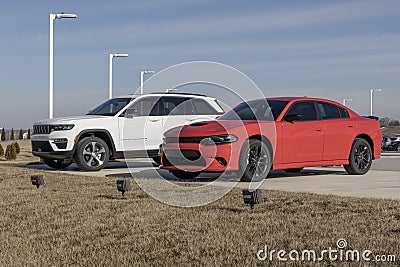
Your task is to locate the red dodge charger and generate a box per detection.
[160,97,381,181]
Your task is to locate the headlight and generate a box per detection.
[51,124,75,132]
[202,134,238,146]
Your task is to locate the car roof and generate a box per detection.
[116,93,213,99]
[266,96,335,102]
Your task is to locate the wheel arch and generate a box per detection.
[247,134,273,154]
[75,129,117,158]
[354,133,375,159]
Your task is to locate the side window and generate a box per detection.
[191,99,217,115]
[338,106,349,118]
[127,97,161,116]
[317,102,349,119]
[162,97,191,115]
[286,101,317,121]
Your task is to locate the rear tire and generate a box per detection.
[44,159,72,170]
[344,138,372,175]
[74,136,110,171]
[239,139,272,182]
[170,170,200,179]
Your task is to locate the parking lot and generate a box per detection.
[27,155,400,200]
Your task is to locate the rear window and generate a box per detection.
[317,102,349,119]
[191,99,218,115]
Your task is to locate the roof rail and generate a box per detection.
[150,92,208,97]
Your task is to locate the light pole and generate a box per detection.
[370,88,382,116]
[140,70,155,94]
[49,13,77,119]
[342,98,352,106]
[109,53,128,99]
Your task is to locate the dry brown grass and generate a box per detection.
[382,126,400,136]
[0,141,399,266]
[0,163,399,266]
[0,140,39,163]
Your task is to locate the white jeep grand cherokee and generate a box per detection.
[32,93,224,171]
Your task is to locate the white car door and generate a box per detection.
[119,96,163,153]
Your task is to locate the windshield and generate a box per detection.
[219,99,289,121]
[87,98,133,116]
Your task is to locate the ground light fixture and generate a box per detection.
[49,13,78,119]
[242,189,263,209]
[140,70,156,94]
[109,53,129,99]
[31,175,45,189]
[116,179,131,199]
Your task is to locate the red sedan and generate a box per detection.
[160,97,381,181]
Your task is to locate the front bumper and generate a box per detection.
[160,142,241,172]
[32,150,75,160]
[31,138,75,160]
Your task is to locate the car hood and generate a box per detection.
[33,115,110,125]
[165,120,264,137]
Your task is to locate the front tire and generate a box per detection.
[74,136,110,171]
[152,156,161,165]
[44,159,72,170]
[344,138,372,175]
[239,139,272,182]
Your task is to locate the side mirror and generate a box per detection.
[284,113,301,122]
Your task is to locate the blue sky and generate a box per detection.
[1,0,400,128]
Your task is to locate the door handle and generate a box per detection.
[149,119,160,122]
[316,128,323,132]
[348,125,354,128]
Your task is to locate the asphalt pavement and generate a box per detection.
[25,155,400,200]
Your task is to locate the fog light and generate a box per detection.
[31,175,44,189]
[116,180,131,199]
[242,189,263,209]
[215,157,227,166]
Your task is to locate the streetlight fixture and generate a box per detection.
[165,88,178,93]
[49,13,77,119]
[140,70,155,94]
[109,53,129,99]
[342,98,352,106]
[370,88,382,116]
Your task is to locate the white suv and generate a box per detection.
[32,93,224,171]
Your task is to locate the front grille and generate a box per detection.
[33,125,51,135]
[163,149,206,166]
[165,137,206,144]
[31,141,53,152]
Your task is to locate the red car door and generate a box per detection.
[316,101,356,161]
[281,101,324,163]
